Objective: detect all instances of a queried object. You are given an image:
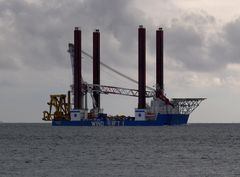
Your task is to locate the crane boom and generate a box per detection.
[67,44,174,106]
[86,84,154,98]
[68,44,154,90]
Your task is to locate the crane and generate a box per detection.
[67,43,172,104]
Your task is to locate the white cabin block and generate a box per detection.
[70,109,88,120]
[135,109,146,121]
[70,109,81,121]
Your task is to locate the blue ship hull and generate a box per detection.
[52,114,189,126]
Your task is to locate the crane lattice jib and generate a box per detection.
[86,84,154,98]
[68,44,154,91]
[171,98,206,114]
[68,44,172,105]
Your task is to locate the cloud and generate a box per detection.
[164,12,240,73]
[1,0,240,74]
[0,0,71,70]
[0,57,20,70]
[2,0,238,74]
[222,18,240,63]
[0,0,153,74]
[0,80,16,87]
[164,12,218,72]
[1,0,240,89]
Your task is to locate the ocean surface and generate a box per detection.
[0,123,240,177]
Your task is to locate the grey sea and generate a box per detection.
[0,123,240,177]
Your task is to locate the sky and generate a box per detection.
[0,0,240,123]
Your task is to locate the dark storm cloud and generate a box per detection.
[1,0,240,73]
[0,80,16,87]
[221,18,240,63]
[0,0,73,70]
[0,0,153,72]
[0,57,20,70]
[164,12,221,71]
[81,0,153,69]
[224,18,240,46]
[206,17,240,71]
[165,12,240,72]
[166,24,205,69]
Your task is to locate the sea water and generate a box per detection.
[0,123,240,177]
